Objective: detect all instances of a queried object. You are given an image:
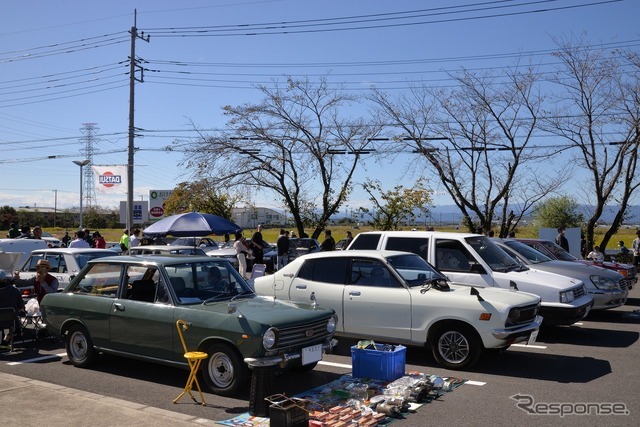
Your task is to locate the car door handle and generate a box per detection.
[283,273,294,278]
[113,303,125,312]
[296,284,307,289]
[349,291,361,297]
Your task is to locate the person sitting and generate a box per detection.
[206,268,231,293]
[586,246,605,262]
[13,259,60,303]
[0,269,26,347]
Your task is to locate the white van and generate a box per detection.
[0,238,49,271]
[348,231,594,326]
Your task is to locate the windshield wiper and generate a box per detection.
[202,292,227,304]
[230,290,254,301]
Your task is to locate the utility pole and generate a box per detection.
[127,9,149,232]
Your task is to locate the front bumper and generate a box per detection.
[244,338,338,368]
[590,289,628,310]
[492,315,543,342]
[540,299,593,326]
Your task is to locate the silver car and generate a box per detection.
[495,239,628,310]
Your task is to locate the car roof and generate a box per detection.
[295,249,417,260]
[31,248,118,254]
[88,254,218,265]
[130,245,194,251]
[355,230,481,238]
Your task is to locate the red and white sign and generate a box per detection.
[150,206,165,217]
[92,165,127,194]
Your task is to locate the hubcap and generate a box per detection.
[438,331,470,364]
[208,352,234,388]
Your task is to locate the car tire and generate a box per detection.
[65,324,98,368]
[203,342,249,397]
[430,323,482,370]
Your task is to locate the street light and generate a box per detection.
[72,159,90,229]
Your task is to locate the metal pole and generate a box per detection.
[79,164,84,229]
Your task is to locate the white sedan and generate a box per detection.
[253,250,543,370]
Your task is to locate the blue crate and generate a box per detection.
[351,344,406,382]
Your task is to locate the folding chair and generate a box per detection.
[0,307,16,352]
[249,264,266,279]
[173,319,208,406]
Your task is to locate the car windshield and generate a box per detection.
[74,252,117,269]
[170,237,219,249]
[503,240,553,264]
[539,240,578,261]
[465,236,522,272]
[164,259,254,304]
[386,253,445,286]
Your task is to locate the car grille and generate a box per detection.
[507,303,540,326]
[618,279,628,291]
[572,285,586,299]
[274,319,331,351]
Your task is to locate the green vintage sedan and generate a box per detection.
[41,255,337,397]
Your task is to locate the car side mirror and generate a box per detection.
[469,262,486,274]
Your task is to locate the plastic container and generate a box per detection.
[351,344,406,381]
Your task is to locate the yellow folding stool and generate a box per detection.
[173,319,209,406]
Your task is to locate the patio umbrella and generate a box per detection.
[142,211,242,238]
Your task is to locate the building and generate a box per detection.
[232,206,285,229]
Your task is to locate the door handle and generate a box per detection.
[283,273,294,277]
[295,284,307,289]
[349,291,361,297]
[113,303,125,312]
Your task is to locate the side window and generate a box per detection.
[351,259,398,288]
[27,255,44,272]
[297,258,348,284]
[71,263,122,297]
[47,255,66,273]
[435,239,474,272]
[125,266,159,303]
[386,237,429,261]
[348,234,381,250]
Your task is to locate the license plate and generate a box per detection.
[527,330,539,345]
[301,343,323,365]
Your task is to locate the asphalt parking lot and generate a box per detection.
[1,286,639,426]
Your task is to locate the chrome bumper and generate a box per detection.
[244,338,338,368]
[492,315,543,340]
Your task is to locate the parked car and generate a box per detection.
[0,238,48,270]
[40,255,337,397]
[170,237,221,250]
[41,231,62,248]
[254,250,542,370]
[264,238,320,272]
[207,241,274,272]
[129,245,207,256]
[347,231,593,326]
[15,248,119,298]
[495,239,628,310]
[517,238,637,290]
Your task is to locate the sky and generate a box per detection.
[1,0,639,215]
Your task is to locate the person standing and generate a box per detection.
[93,231,106,249]
[83,228,95,248]
[586,245,604,262]
[13,259,59,304]
[0,269,26,347]
[7,222,20,238]
[343,230,353,250]
[234,232,251,278]
[555,227,569,252]
[276,229,290,270]
[632,230,640,269]
[68,230,90,248]
[61,231,71,247]
[251,224,266,264]
[320,229,336,251]
[129,229,141,249]
[119,229,130,253]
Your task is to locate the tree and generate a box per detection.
[0,205,18,230]
[533,196,584,229]
[360,179,432,230]
[371,67,566,237]
[544,37,640,251]
[163,180,239,219]
[181,76,382,239]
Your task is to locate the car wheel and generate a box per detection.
[203,342,249,397]
[430,323,481,370]
[65,324,98,368]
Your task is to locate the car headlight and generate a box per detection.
[263,327,278,350]
[560,289,575,303]
[327,315,337,334]
[590,275,620,290]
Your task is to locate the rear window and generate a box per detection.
[348,233,381,250]
[386,237,429,260]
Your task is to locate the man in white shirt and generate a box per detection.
[129,229,141,248]
[68,230,90,248]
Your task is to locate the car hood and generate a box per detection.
[448,284,540,307]
[192,295,334,326]
[537,260,624,280]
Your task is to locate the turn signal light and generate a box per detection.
[479,313,492,321]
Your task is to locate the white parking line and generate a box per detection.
[512,343,547,349]
[6,352,66,365]
[317,361,485,385]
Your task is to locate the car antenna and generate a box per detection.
[470,287,485,302]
